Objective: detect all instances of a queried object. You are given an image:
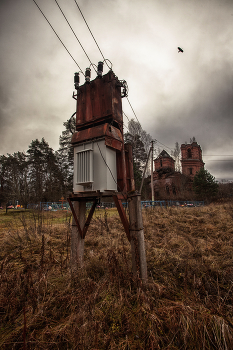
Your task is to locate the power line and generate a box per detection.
[73,0,111,70]
[123,109,173,155]
[53,0,95,70]
[32,0,84,75]
[96,142,127,200]
[155,139,173,151]
[73,1,144,131]
[123,111,130,122]
[123,122,130,132]
[34,0,148,143]
[126,97,141,125]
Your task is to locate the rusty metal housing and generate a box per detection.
[72,70,134,194]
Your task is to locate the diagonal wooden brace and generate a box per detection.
[82,199,97,239]
[67,198,97,239]
[113,194,130,241]
[67,198,83,237]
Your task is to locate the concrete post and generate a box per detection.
[70,200,86,272]
[128,193,148,283]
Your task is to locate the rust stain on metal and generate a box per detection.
[75,71,123,129]
[71,69,135,197]
[71,123,123,148]
[105,137,122,151]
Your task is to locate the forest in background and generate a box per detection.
[1,117,231,207]
[0,119,154,207]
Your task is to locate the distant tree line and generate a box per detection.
[0,139,65,208]
[1,117,222,206]
[0,117,153,206]
[0,116,76,207]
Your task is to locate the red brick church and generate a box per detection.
[153,141,204,198]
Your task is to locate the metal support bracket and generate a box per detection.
[68,192,130,242]
[67,198,97,239]
[113,194,130,241]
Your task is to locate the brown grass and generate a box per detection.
[0,204,233,349]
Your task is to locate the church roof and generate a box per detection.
[157,150,173,159]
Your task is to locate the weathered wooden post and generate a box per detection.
[70,200,86,271]
[128,193,148,282]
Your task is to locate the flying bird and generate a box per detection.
[178,47,184,53]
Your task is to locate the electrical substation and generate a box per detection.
[68,63,148,282]
[29,0,147,281]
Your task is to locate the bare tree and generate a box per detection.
[171,142,181,172]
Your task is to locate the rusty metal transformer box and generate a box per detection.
[72,70,134,194]
[75,70,123,131]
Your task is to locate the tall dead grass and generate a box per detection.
[0,204,233,349]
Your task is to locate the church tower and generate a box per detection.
[181,141,204,178]
[154,150,175,171]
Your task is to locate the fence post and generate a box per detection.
[128,193,148,283]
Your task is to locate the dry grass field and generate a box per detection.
[0,203,233,349]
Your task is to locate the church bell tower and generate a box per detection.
[181,141,204,178]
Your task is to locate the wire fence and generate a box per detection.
[140,200,205,208]
[26,200,204,211]
[121,200,204,208]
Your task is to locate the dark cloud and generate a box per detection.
[206,160,233,181]
[0,0,232,181]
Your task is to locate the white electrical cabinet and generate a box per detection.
[73,139,117,193]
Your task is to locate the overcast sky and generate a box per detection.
[0,0,232,181]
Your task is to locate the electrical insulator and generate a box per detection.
[85,68,91,83]
[97,61,103,77]
[74,72,79,90]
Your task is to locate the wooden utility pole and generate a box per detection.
[128,193,147,282]
[70,200,86,271]
[151,140,155,202]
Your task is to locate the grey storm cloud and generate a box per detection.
[0,0,233,180]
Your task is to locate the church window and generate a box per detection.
[160,159,162,167]
[187,149,192,158]
[189,168,193,175]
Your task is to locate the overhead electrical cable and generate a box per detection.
[73,0,111,70]
[34,0,145,140]
[126,97,141,125]
[73,1,144,129]
[32,0,84,75]
[155,140,173,151]
[96,142,127,200]
[53,0,95,71]
[123,112,130,122]
[123,122,130,132]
